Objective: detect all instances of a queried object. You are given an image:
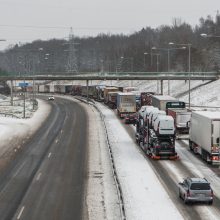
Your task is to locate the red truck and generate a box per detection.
[140,92,155,106]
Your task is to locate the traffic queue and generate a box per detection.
[38,83,220,165]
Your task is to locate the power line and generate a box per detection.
[0,24,134,31]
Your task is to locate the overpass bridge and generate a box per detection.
[3,71,219,110]
[0,72,219,81]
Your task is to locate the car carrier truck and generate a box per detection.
[136,113,178,160]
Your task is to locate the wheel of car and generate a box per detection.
[208,200,213,205]
[183,195,188,204]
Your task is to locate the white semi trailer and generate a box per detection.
[117,93,136,118]
[189,111,220,165]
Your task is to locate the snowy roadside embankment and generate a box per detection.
[83,101,121,220]
[0,99,51,169]
[96,102,183,220]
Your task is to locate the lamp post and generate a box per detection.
[169,42,191,108]
[143,52,148,71]
[150,51,160,93]
[152,46,186,95]
[120,56,133,72]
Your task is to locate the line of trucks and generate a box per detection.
[38,83,220,166]
[136,95,220,165]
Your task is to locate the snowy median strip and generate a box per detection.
[95,102,183,220]
[93,104,126,220]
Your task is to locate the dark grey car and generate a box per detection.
[178,177,213,204]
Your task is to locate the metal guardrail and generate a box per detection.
[0,112,20,118]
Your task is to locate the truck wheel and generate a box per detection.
[189,140,193,151]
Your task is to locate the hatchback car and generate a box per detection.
[178,177,213,204]
[124,113,137,125]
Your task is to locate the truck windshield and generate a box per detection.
[190,183,210,190]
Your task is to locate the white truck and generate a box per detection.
[151,95,177,111]
[151,95,185,111]
[117,93,136,118]
[167,108,191,139]
[189,111,220,165]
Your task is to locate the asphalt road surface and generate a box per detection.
[0,97,88,220]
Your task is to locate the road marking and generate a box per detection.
[13,161,26,178]
[48,152,52,158]
[17,206,25,219]
[55,139,58,143]
[36,172,42,181]
[61,129,63,134]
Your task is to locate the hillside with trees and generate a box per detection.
[0,13,219,75]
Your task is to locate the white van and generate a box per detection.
[152,110,166,128]
[148,108,159,128]
[139,105,155,120]
[154,115,175,135]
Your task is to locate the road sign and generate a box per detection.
[19,82,29,87]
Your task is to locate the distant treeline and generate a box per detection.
[0,14,220,74]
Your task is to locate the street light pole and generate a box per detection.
[152,46,185,95]
[188,44,191,109]
[144,52,148,71]
[169,42,191,108]
[168,49,170,95]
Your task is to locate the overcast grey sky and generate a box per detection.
[0,0,219,50]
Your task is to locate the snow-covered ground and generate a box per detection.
[0,99,51,170]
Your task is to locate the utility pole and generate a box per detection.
[66,28,79,74]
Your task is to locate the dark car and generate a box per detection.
[178,177,213,204]
[125,113,137,125]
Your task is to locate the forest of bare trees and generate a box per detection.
[0,13,220,75]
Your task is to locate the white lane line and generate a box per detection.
[13,161,26,178]
[36,173,42,181]
[55,139,58,143]
[61,129,63,134]
[17,206,25,219]
[48,152,52,158]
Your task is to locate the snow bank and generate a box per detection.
[96,102,183,220]
[0,99,51,157]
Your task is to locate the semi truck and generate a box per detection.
[137,114,178,160]
[151,95,180,111]
[104,87,119,104]
[167,108,191,139]
[189,111,220,165]
[117,93,136,118]
[95,85,106,101]
[107,91,118,109]
[140,92,155,106]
